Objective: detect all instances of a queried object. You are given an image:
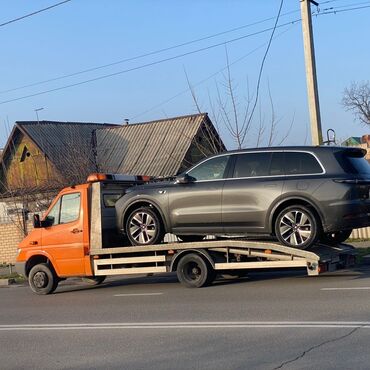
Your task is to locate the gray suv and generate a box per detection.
[115,146,370,249]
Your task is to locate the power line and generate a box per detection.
[0,3,368,106]
[317,3,370,14]
[0,19,301,105]
[132,26,297,120]
[0,0,71,28]
[133,2,368,120]
[241,0,284,144]
[0,8,301,95]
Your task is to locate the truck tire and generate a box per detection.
[29,263,59,295]
[126,207,164,246]
[176,253,215,288]
[82,276,106,285]
[275,205,318,249]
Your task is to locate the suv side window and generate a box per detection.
[45,193,81,225]
[187,155,230,181]
[233,152,272,178]
[269,152,285,176]
[285,152,323,175]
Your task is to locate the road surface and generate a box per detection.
[1,268,370,369]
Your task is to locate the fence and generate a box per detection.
[350,227,370,240]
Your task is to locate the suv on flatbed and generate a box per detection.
[115,146,370,249]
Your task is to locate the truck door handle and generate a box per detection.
[71,228,82,234]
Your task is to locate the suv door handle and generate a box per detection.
[71,228,82,234]
[264,184,277,188]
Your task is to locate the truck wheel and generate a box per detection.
[275,205,318,249]
[126,207,164,246]
[29,263,58,295]
[176,253,215,288]
[82,276,106,285]
[321,229,352,245]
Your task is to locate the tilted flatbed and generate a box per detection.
[90,238,356,281]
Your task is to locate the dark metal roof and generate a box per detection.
[95,113,213,176]
[15,121,117,179]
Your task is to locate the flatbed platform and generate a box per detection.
[90,239,357,280]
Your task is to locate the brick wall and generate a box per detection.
[0,221,33,264]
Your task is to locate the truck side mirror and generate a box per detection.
[175,174,195,184]
[33,214,41,228]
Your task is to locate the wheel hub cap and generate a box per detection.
[279,211,312,246]
[33,271,47,288]
[129,212,156,244]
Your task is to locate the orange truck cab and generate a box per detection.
[15,173,146,294]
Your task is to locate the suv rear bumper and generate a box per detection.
[323,200,370,232]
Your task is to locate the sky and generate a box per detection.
[0,0,369,150]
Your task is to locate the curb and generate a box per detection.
[0,278,16,286]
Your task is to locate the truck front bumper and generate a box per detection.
[15,262,26,277]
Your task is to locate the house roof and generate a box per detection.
[95,113,223,176]
[1,121,118,181]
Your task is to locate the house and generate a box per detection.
[0,113,225,196]
[342,135,370,161]
[0,121,116,195]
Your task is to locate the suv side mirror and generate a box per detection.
[33,214,41,228]
[175,173,195,184]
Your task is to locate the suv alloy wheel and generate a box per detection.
[126,206,164,246]
[275,205,318,249]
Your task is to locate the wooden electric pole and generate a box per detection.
[300,0,323,145]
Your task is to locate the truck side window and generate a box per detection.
[46,198,61,226]
[60,193,81,224]
[45,193,81,225]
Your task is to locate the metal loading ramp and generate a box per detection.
[90,240,356,278]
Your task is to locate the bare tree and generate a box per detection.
[342,81,370,125]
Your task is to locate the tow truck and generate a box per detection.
[15,173,356,294]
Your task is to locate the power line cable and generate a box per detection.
[241,0,284,144]
[0,3,368,105]
[132,26,296,120]
[0,19,301,105]
[0,8,300,94]
[0,0,71,28]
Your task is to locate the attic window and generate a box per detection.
[20,146,31,162]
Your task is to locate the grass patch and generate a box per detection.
[355,247,370,264]
[0,272,26,283]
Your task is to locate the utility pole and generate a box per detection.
[300,0,323,145]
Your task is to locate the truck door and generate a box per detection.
[41,191,85,276]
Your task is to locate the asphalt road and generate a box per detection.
[1,268,370,370]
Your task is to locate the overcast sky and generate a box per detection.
[0,0,369,149]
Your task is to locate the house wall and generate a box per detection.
[1,131,59,190]
[0,220,33,264]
